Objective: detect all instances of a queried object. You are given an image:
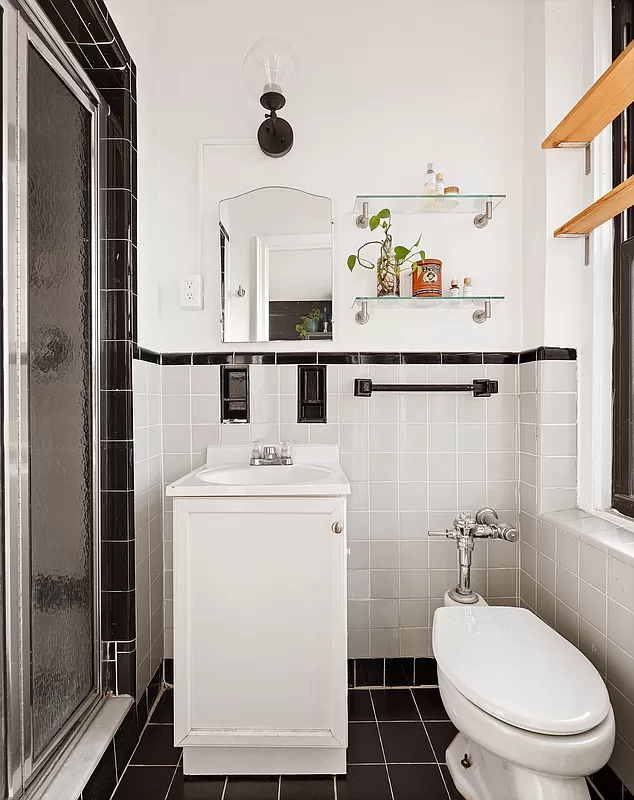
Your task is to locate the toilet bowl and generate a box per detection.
[432,606,615,800]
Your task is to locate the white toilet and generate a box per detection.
[433,605,615,800]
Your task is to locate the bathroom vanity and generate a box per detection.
[167,445,350,776]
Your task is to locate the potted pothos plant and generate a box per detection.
[296,308,322,340]
[347,208,426,297]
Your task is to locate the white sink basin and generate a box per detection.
[166,445,350,497]
[198,463,334,486]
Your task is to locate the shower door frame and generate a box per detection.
[3,0,106,794]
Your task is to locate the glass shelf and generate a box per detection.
[352,295,505,325]
[352,295,504,309]
[353,194,506,215]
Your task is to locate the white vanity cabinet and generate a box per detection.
[172,489,348,776]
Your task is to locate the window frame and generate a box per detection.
[612,0,634,517]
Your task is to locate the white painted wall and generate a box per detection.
[107,0,526,354]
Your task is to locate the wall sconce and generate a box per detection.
[242,37,296,158]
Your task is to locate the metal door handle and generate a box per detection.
[332,522,343,534]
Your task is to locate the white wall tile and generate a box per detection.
[608,600,634,657]
[608,556,634,613]
[579,542,607,592]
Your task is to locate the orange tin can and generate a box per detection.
[412,259,443,297]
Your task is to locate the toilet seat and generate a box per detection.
[433,606,610,736]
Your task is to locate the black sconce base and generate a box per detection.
[258,116,294,158]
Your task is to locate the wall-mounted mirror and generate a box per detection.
[220,187,333,343]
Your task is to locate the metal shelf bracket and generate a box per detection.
[355,300,369,325]
[472,299,492,324]
[556,232,592,266]
[356,201,370,229]
[473,199,493,229]
[555,141,592,176]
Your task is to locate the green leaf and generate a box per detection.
[419,250,426,261]
[369,215,380,231]
[412,233,422,249]
[393,246,410,261]
[377,208,391,218]
[347,255,357,271]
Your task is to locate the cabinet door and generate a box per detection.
[173,496,347,750]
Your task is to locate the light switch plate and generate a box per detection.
[180,274,203,309]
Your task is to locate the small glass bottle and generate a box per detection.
[462,276,473,298]
[449,277,460,307]
[434,172,445,196]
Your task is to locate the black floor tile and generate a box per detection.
[440,766,462,800]
[130,724,181,765]
[586,784,601,800]
[112,766,177,799]
[224,777,279,799]
[348,690,374,722]
[389,764,449,800]
[166,767,225,799]
[590,765,624,800]
[412,688,449,721]
[371,689,419,721]
[425,722,458,763]
[355,659,384,687]
[347,722,384,764]
[336,765,392,800]
[151,689,174,724]
[280,776,335,799]
[379,722,435,764]
[385,658,414,687]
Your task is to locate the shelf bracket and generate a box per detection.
[555,232,591,266]
[556,141,592,176]
[355,300,370,325]
[356,201,370,229]
[472,300,492,324]
[474,199,493,229]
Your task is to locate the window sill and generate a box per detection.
[541,507,634,566]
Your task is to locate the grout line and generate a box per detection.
[369,690,395,800]
[410,689,452,800]
[161,756,182,800]
[220,775,228,800]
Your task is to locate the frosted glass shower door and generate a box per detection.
[26,42,98,762]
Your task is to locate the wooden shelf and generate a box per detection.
[543,39,634,149]
[555,174,634,237]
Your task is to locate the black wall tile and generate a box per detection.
[483,352,519,364]
[114,704,139,776]
[82,741,117,800]
[103,189,133,240]
[138,347,160,364]
[101,590,135,641]
[101,239,134,291]
[101,441,133,491]
[276,352,318,364]
[161,353,192,365]
[102,541,133,592]
[101,490,134,540]
[318,352,360,364]
[221,366,249,423]
[101,341,132,390]
[193,352,234,365]
[359,352,400,364]
[441,352,483,364]
[116,650,136,697]
[400,353,442,364]
[101,390,133,440]
[233,352,276,365]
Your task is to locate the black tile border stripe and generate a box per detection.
[137,348,577,365]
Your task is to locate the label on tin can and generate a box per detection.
[413,261,442,297]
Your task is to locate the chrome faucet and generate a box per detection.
[250,441,293,466]
[430,508,518,604]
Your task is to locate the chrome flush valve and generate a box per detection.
[430,507,519,604]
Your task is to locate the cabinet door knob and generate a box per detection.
[332,522,343,534]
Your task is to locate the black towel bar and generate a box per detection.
[354,378,498,398]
